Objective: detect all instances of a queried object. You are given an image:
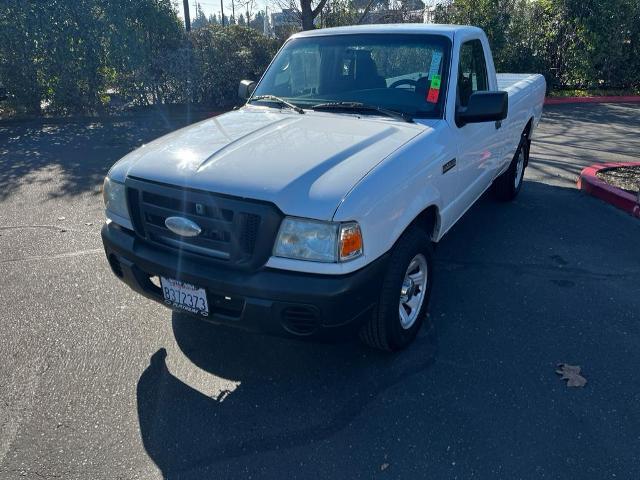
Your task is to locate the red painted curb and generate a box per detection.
[545,95,640,105]
[578,162,640,218]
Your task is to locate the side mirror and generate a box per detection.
[238,80,256,100]
[456,91,508,127]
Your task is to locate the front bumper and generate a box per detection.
[101,222,388,339]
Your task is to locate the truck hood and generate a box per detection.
[111,107,425,220]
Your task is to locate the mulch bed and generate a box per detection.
[596,166,640,195]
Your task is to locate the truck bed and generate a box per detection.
[495,73,546,153]
[496,73,543,91]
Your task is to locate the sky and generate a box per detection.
[174,0,271,21]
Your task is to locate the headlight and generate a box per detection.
[273,217,363,263]
[102,177,130,224]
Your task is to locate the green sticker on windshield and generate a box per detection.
[431,75,441,90]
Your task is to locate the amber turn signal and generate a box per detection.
[339,223,363,261]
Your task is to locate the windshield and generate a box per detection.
[252,33,451,119]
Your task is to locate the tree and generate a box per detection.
[0,0,47,113]
[227,0,237,24]
[239,0,258,25]
[192,2,209,29]
[568,0,640,88]
[105,0,187,105]
[2,0,636,116]
[433,0,640,91]
[188,25,279,106]
[249,10,266,32]
[270,0,329,30]
[301,0,330,29]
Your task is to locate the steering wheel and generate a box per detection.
[389,79,418,89]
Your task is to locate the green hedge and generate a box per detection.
[434,0,640,92]
[189,26,279,107]
[0,1,278,115]
[1,0,638,116]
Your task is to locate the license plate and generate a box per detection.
[160,277,209,317]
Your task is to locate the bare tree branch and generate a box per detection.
[357,0,376,24]
[312,0,329,18]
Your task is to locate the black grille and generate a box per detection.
[125,177,282,270]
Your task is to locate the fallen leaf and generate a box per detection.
[380,463,389,471]
[556,363,587,387]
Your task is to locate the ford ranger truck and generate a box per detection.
[101,24,546,351]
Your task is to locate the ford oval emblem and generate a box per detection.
[165,216,202,237]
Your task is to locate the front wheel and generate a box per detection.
[359,226,433,351]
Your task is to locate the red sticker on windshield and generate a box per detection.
[426,88,439,103]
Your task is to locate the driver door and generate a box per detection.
[452,39,502,212]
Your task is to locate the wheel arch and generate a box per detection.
[522,117,534,165]
[524,117,534,137]
[407,204,440,242]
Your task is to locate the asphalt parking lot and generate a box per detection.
[1,104,639,479]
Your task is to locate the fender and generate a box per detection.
[333,124,450,266]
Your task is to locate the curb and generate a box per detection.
[545,96,640,105]
[578,163,640,218]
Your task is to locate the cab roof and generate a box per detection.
[291,23,482,40]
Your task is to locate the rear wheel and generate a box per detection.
[493,127,530,201]
[359,226,433,351]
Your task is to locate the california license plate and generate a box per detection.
[160,277,209,317]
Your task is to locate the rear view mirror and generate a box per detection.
[456,91,508,127]
[238,80,256,100]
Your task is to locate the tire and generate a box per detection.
[492,127,531,201]
[359,225,434,351]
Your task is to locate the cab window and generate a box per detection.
[457,40,488,107]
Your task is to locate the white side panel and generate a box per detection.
[497,73,547,168]
[331,121,455,272]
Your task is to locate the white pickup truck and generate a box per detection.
[101,24,545,350]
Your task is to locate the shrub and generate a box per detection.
[434,0,640,91]
[188,25,279,107]
[2,0,637,116]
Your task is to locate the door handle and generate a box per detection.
[495,120,502,129]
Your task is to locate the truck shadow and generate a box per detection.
[135,180,640,479]
[137,320,438,477]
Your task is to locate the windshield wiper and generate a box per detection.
[310,102,413,123]
[248,95,304,114]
